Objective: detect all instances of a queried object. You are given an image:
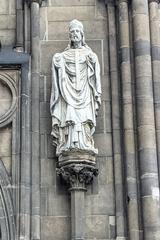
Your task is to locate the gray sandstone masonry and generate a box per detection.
[132,0,160,239]
[118,1,140,240]
[106,1,126,239]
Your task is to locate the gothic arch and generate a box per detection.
[0,159,16,240]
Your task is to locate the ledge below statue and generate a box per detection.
[58,149,97,167]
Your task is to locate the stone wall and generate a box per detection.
[39,1,114,239]
[0,0,16,46]
[0,1,160,240]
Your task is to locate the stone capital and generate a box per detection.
[57,164,98,190]
[25,0,44,7]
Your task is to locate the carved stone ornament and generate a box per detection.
[0,73,18,128]
[50,19,101,157]
[57,164,98,189]
[25,0,44,7]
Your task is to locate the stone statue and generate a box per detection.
[50,19,101,156]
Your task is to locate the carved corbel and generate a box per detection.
[57,164,98,190]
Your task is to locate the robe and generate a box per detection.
[50,46,101,156]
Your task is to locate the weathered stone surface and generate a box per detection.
[0,30,15,46]
[41,216,71,240]
[0,0,9,14]
[47,6,95,21]
[94,133,112,156]
[50,0,95,6]
[0,15,16,29]
[85,215,109,239]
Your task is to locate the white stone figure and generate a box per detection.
[50,19,101,156]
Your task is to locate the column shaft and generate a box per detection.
[132,0,160,239]
[118,1,140,239]
[71,189,85,240]
[107,1,126,239]
[16,0,24,50]
[31,2,41,239]
[149,0,160,186]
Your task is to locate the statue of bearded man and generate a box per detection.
[50,19,101,156]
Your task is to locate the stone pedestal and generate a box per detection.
[57,152,98,240]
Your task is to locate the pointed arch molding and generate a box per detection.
[0,159,16,240]
[0,73,18,128]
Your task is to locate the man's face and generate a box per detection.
[69,27,82,43]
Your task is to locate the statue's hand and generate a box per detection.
[53,53,63,68]
[88,52,97,63]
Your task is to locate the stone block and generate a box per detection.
[112,130,121,154]
[47,189,70,216]
[0,15,16,30]
[132,0,148,15]
[136,98,154,125]
[47,6,95,21]
[123,104,134,129]
[41,157,56,187]
[48,20,107,40]
[86,184,114,216]
[50,0,95,6]
[139,148,158,175]
[124,129,135,154]
[85,215,109,239]
[41,216,71,240]
[94,133,112,156]
[138,125,156,150]
[40,187,48,216]
[119,23,130,47]
[9,0,16,15]
[0,0,9,14]
[135,55,151,78]
[0,30,15,46]
[97,157,108,185]
[101,75,110,101]
[40,6,48,41]
[141,176,159,197]
[133,15,150,42]
[40,102,50,118]
[150,21,160,46]
[152,61,160,83]
[95,0,107,20]
[104,100,112,133]
[142,196,160,227]
[40,117,52,134]
[114,154,123,184]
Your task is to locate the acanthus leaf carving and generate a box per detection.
[57,164,98,189]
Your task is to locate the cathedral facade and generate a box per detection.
[0,0,160,239]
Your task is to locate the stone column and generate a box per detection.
[118,1,140,239]
[26,0,44,239]
[132,0,160,239]
[149,0,160,185]
[15,0,24,51]
[106,1,126,239]
[58,155,98,240]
